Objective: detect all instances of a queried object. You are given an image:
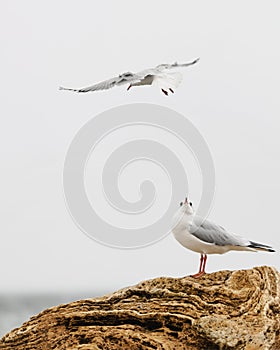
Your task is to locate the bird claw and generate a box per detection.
[191,271,206,279]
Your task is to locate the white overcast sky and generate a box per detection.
[0,1,279,294]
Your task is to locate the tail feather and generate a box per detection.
[248,241,275,252]
[153,72,183,91]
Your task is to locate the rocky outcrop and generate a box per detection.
[0,266,279,349]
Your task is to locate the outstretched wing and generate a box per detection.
[190,216,249,247]
[59,72,138,93]
[156,58,200,71]
[170,57,200,68]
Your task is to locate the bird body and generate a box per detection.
[59,58,199,95]
[172,198,275,277]
[173,223,248,255]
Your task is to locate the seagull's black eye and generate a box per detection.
[180,202,183,207]
[189,202,192,206]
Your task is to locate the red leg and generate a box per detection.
[191,254,203,278]
[191,254,207,278]
[198,254,203,272]
[201,254,207,273]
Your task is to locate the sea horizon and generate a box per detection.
[0,291,108,338]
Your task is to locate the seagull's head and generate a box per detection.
[119,72,133,78]
[179,197,194,216]
[156,63,169,70]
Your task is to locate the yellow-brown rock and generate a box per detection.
[0,266,279,349]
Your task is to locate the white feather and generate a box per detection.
[152,72,183,90]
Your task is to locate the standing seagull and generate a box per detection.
[59,58,199,96]
[172,197,275,278]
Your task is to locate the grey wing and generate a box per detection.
[59,72,139,93]
[170,58,200,68]
[157,58,200,71]
[190,216,249,247]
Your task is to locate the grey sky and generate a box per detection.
[1,1,279,293]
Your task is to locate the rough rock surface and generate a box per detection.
[0,266,279,350]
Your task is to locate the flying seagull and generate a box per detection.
[59,58,199,96]
[172,197,275,278]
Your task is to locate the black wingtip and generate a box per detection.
[248,243,275,252]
